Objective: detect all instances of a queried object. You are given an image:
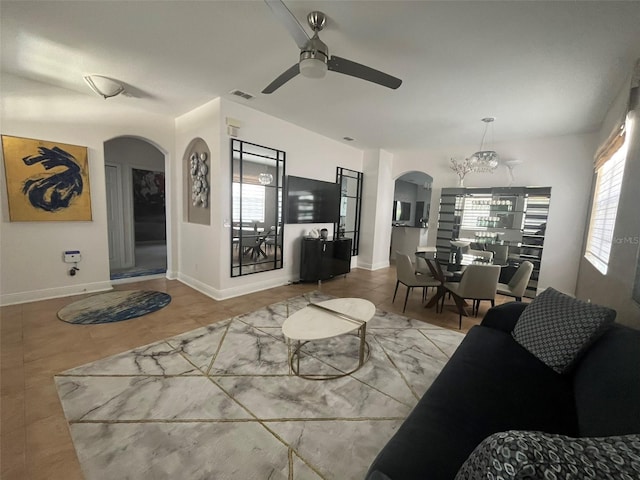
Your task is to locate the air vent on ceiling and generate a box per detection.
[229,89,254,100]
[343,136,355,142]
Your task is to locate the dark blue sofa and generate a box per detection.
[365,302,640,480]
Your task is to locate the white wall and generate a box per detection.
[1,76,363,304]
[174,99,222,297]
[0,73,175,305]
[175,98,364,300]
[576,75,640,328]
[389,132,597,295]
[2,73,599,306]
[359,149,394,270]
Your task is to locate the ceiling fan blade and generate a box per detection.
[264,0,310,50]
[262,63,300,94]
[328,56,402,90]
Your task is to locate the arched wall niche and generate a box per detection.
[183,137,211,225]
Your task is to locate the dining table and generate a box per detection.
[415,250,497,314]
[414,251,448,311]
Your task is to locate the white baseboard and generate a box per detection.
[177,273,290,301]
[166,270,178,280]
[0,281,113,306]
[356,260,390,271]
[176,273,221,300]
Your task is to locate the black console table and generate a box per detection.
[300,238,352,282]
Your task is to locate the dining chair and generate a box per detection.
[497,261,534,301]
[414,255,432,277]
[441,264,501,328]
[486,244,509,265]
[463,245,494,263]
[394,253,441,313]
[264,226,277,254]
[241,235,265,260]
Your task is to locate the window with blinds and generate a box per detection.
[584,138,629,275]
[232,183,265,223]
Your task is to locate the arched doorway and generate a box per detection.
[105,137,167,280]
[390,171,433,260]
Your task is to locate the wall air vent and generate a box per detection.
[229,89,254,100]
[343,137,355,142]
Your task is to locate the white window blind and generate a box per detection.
[585,140,628,275]
[232,183,265,223]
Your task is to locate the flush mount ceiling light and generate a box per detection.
[469,117,500,172]
[83,75,125,99]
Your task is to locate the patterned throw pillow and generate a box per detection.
[455,430,640,480]
[512,287,616,374]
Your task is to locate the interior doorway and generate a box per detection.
[105,137,167,280]
[390,171,433,261]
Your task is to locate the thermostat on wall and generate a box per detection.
[63,250,82,263]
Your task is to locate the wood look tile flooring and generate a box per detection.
[0,266,517,479]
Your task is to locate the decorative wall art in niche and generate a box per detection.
[190,152,209,208]
[1,135,92,221]
[184,138,210,226]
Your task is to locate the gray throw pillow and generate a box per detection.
[512,287,615,374]
[455,430,640,480]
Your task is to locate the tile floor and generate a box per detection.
[110,243,167,279]
[0,266,518,479]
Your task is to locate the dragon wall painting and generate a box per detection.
[2,135,92,221]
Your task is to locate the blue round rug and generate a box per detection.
[57,290,171,325]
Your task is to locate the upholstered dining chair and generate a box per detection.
[264,226,277,254]
[497,261,534,301]
[241,235,265,260]
[462,245,494,263]
[441,264,501,328]
[394,254,441,313]
[486,244,509,265]
[414,255,432,277]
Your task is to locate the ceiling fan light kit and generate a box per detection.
[299,57,327,79]
[262,0,402,93]
[299,13,329,79]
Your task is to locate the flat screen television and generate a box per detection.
[285,175,340,224]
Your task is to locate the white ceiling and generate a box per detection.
[2,1,640,151]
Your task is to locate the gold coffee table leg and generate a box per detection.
[288,334,370,380]
[358,323,369,367]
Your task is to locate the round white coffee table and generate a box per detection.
[282,298,376,380]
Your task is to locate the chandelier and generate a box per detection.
[258,172,273,185]
[469,117,499,172]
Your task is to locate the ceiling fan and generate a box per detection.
[262,0,402,94]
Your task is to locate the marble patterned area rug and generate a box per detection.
[55,292,464,479]
[57,290,172,325]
